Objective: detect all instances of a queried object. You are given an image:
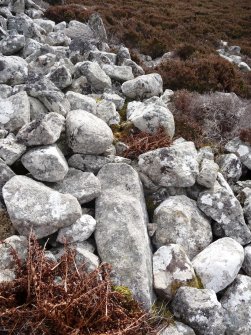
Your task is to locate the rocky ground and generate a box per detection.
[0,0,251,334]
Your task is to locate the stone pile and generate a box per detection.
[0,1,251,334]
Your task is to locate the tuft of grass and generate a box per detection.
[0,234,159,334]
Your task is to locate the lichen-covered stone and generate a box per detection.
[66,110,113,155]
[197,181,251,245]
[138,141,199,188]
[0,91,30,133]
[95,163,153,309]
[152,195,212,259]
[57,214,96,244]
[16,113,65,146]
[121,73,163,99]
[221,275,251,334]
[192,238,244,293]
[153,245,199,299]
[3,176,82,238]
[50,168,101,204]
[171,287,226,335]
[21,145,68,182]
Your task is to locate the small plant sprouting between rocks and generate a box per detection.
[0,235,159,335]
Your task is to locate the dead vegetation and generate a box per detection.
[0,235,161,335]
[119,128,171,159]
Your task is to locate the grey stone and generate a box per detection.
[243,245,251,276]
[0,84,12,99]
[88,13,107,42]
[153,244,198,300]
[0,91,30,133]
[45,31,71,46]
[138,141,199,188]
[116,46,131,65]
[216,153,242,182]
[152,195,212,259]
[68,154,114,174]
[7,14,43,39]
[95,163,153,309]
[48,65,72,89]
[175,322,196,335]
[76,61,112,92]
[197,182,251,245]
[192,238,244,293]
[16,112,65,146]
[65,91,96,113]
[33,19,55,33]
[225,138,251,170]
[172,287,226,335]
[127,100,175,137]
[244,194,251,227]
[54,21,67,32]
[22,38,41,58]
[0,133,26,165]
[64,20,94,39]
[197,158,219,188]
[89,50,116,66]
[29,96,49,120]
[25,78,69,116]
[0,158,15,194]
[123,59,145,77]
[0,235,28,271]
[102,64,134,82]
[50,168,101,204]
[0,33,25,55]
[102,92,125,110]
[3,176,82,238]
[0,55,28,85]
[66,110,113,155]
[21,144,68,182]
[96,99,120,125]
[57,214,96,244]
[121,73,163,99]
[221,275,251,334]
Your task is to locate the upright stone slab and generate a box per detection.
[95,163,153,309]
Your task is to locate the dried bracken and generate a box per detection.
[121,128,171,160]
[0,235,158,335]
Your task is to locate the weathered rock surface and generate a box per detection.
[243,245,251,276]
[66,110,113,155]
[57,214,96,244]
[16,112,65,146]
[65,91,96,113]
[192,238,244,292]
[21,144,68,182]
[197,158,219,188]
[138,141,199,188]
[0,91,30,133]
[127,100,175,137]
[0,55,28,85]
[0,133,26,165]
[225,138,251,170]
[95,163,153,309]
[121,73,163,99]
[221,275,251,334]
[0,235,28,271]
[76,61,112,92]
[3,176,82,238]
[152,195,212,258]
[216,153,242,183]
[171,287,226,335]
[197,181,251,245]
[0,158,15,194]
[153,245,199,300]
[50,168,101,204]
